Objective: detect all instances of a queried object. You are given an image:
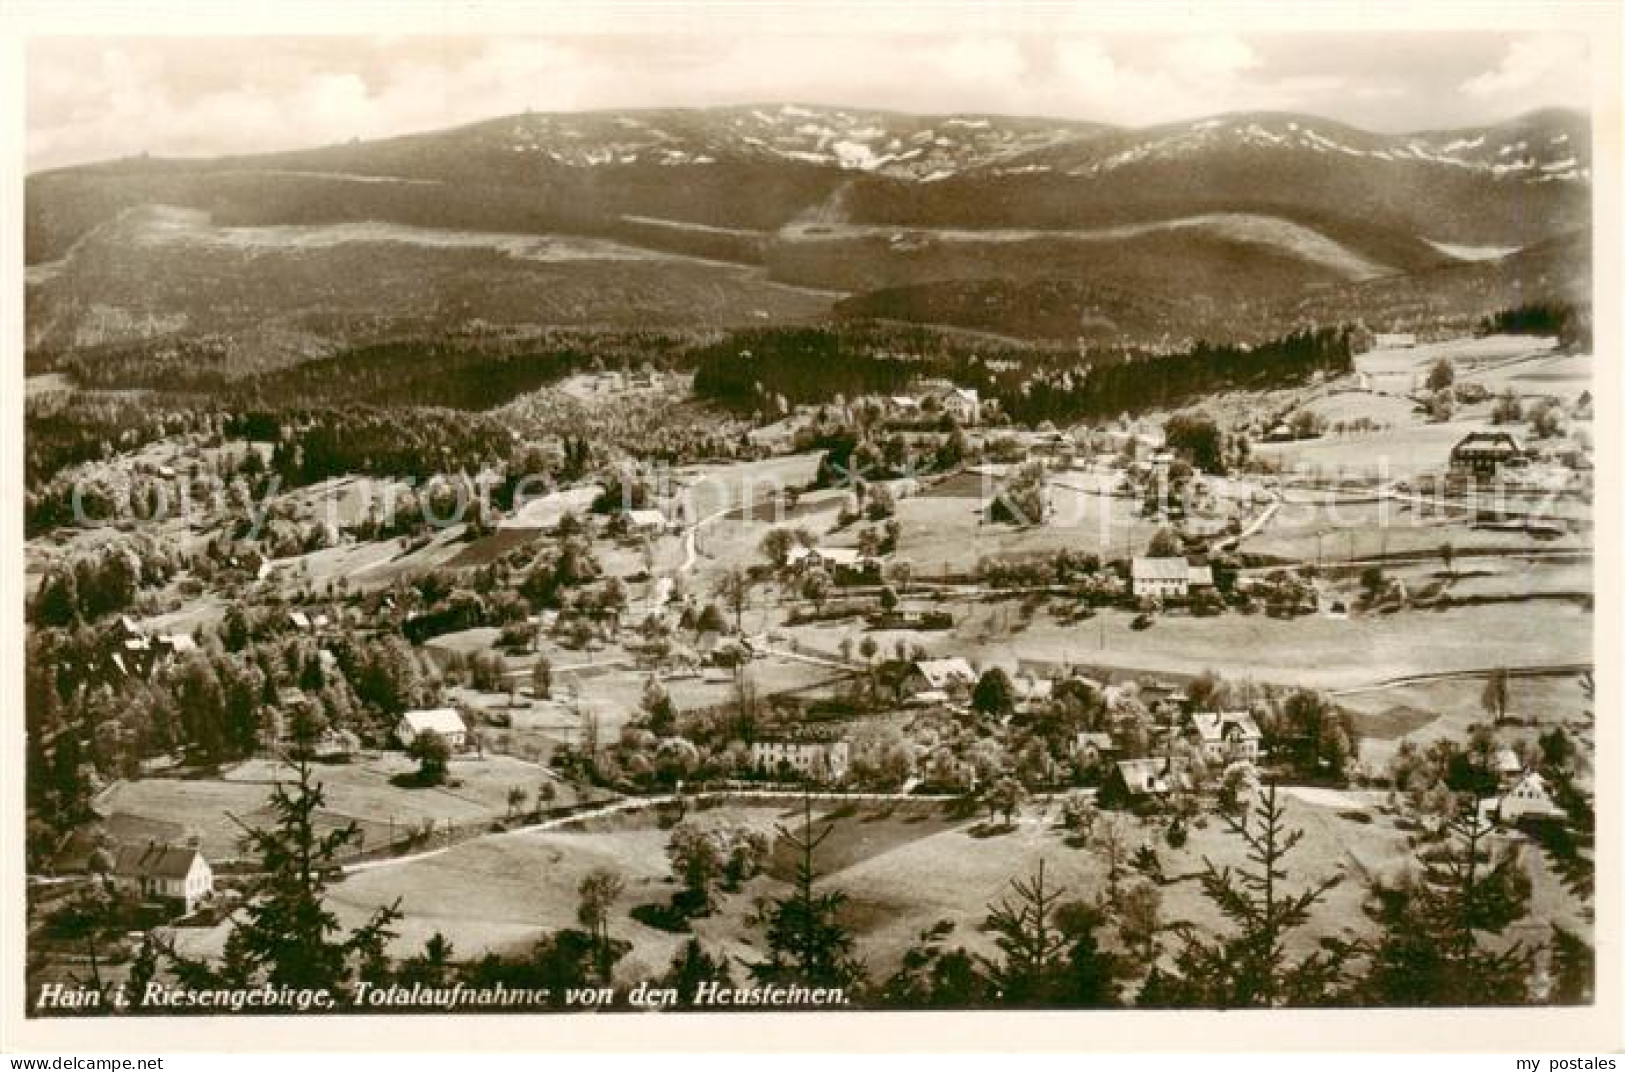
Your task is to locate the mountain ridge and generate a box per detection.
[24,102,1592,365]
[28,102,1589,179]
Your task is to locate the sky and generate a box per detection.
[25,31,1592,172]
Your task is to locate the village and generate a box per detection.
[23,326,1595,1002]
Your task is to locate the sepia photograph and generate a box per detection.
[3,0,1620,1054]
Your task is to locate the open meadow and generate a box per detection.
[793,597,1595,694]
[96,751,575,862]
[249,791,1589,983]
[1335,671,1593,771]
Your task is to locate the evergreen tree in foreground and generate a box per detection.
[1145,782,1351,1007]
[662,938,734,1004]
[752,796,864,989]
[983,861,1122,1007]
[228,757,402,991]
[1359,805,1533,1006]
[167,720,402,1001]
[982,859,1071,1004]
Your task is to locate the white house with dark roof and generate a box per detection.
[903,657,978,703]
[1189,711,1263,765]
[1450,431,1525,478]
[939,387,981,425]
[110,843,214,914]
[1487,771,1568,824]
[1112,757,1178,800]
[1131,557,1214,600]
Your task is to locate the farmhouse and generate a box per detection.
[1108,757,1178,802]
[1131,557,1213,600]
[1374,332,1417,348]
[1487,771,1567,824]
[624,508,671,536]
[157,633,198,658]
[104,619,198,680]
[1011,673,1054,711]
[109,636,151,679]
[785,545,872,577]
[109,843,214,914]
[1182,517,1230,541]
[1189,711,1263,765]
[1450,431,1525,478]
[750,738,851,781]
[396,708,468,751]
[787,545,858,569]
[311,728,361,762]
[925,385,981,425]
[1072,732,1117,766]
[903,657,978,702]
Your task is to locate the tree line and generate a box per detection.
[692,324,1357,424]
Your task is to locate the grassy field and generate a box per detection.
[100,752,569,861]
[1253,419,1499,481]
[253,793,1591,983]
[671,453,824,521]
[1240,491,1589,562]
[1437,558,1591,601]
[443,528,548,569]
[856,597,1593,693]
[892,489,1162,573]
[1353,335,1568,394]
[1335,671,1593,769]
[269,525,472,597]
[1334,555,1593,609]
[1301,390,1420,428]
[278,475,411,530]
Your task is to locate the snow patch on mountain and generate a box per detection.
[468,106,1585,189]
[1049,116,1587,186]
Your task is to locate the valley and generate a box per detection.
[22,99,1597,1016]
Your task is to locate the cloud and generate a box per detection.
[24,32,1593,171]
[1460,35,1589,102]
[1159,34,1260,83]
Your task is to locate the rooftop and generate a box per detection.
[1191,711,1263,743]
[1454,431,1524,453]
[399,708,468,736]
[913,657,977,688]
[112,842,206,881]
[1132,556,1195,582]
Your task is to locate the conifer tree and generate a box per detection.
[1152,782,1350,1007]
[662,938,734,1003]
[753,796,863,989]
[982,859,1072,1004]
[165,721,402,998]
[1361,805,1533,1005]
